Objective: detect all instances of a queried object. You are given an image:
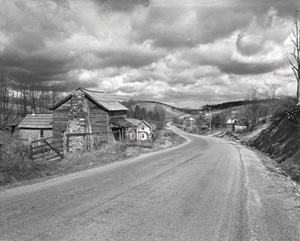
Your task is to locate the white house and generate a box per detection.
[226,119,248,132]
[125,118,156,141]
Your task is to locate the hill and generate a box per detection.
[203,99,282,111]
[132,102,186,121]
[121,100,197,121]
[252,105,300,182]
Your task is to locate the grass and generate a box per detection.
[0,129,186,188]
[0,143,57,185]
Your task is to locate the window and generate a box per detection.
[141,126,144,130]
[40,130,44,138]
[142,134,145,138]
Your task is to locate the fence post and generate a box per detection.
[43,140,45,161]
[63,132,67,157]
[29,142,32,159]
[66,134,70,152]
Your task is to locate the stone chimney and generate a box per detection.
[67,91,89,153]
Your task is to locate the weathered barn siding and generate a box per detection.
[87,100,109,141]
[53,97,109,140]
[51,88,128,145]
[19,129,53,144]
[108,110,127,121]
[53,98,71,139]
[18,113,53,144]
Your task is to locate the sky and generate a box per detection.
[0,0,300,108]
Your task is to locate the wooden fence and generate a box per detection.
[30,137,63,161]
[29,129,158,160]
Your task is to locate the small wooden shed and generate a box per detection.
[18,114,53,144]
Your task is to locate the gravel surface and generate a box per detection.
[1,126,300,241]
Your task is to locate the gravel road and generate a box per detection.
[1,126,300,241]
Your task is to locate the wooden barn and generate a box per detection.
[50,88,128,148]
[17,114,53,144]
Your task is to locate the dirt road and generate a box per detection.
[1,126,300,241]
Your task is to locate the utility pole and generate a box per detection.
[209,108,212,135]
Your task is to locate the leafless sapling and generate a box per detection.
[289,10,300,103]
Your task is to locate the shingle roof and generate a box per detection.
[51,88,128,112]
[18,114,53,129]
[126,118,142,127]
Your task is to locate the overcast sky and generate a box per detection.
[1,0,300,107]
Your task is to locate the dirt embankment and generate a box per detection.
[251,107,300,182]
[0,129,186,189]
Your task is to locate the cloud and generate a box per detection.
[94,46,163,68]
[183,12,288,76]
[95,0,149,12]
[131,5,253,49]
[0,0,298,106]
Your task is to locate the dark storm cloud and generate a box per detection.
[236,33,264,56]
[185,48,285,76]
[0,0,163,83]
[218,60,285,75]
[131,6,252,49]
[95,47,163,68]
[95,0,149,12]
[237,0,300,17]
[55,79,99,91]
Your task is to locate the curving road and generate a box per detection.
[1,126,300,241]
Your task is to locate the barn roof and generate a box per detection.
[18,114,53,129]
[82,88,128,111]
[51,88,128,112]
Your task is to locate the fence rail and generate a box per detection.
[30,137,63,161]
[29,129,158,159]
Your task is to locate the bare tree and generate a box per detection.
[245,85,260,101]
[262,81,281,99]
[0,72,19,130]
[244,86,261,127]
[289,10,300,103]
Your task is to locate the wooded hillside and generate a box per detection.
[0,72,64,130]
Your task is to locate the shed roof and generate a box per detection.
[18,114,53,129]
[110,118,133,128]
[51,88,128,112]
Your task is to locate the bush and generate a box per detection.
[0,144,58,185]
[0,144,30,165]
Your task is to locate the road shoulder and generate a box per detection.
[0,126,187,192]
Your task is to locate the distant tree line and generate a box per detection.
[203,99,280,111]
[122,100,166,129]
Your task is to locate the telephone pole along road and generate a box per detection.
[1,126,300,241]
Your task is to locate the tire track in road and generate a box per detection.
[73,153,204,218]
